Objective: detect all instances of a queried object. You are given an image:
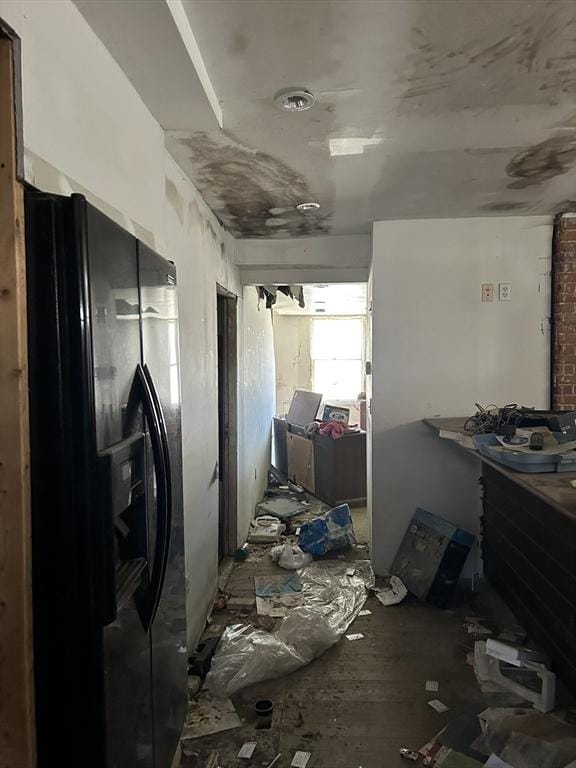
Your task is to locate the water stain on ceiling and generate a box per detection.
[506,133,576,189]
[176,131,331,238]
[480,201,529,212]
[399,3,576,112]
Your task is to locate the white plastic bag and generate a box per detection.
[206,560,374,697]
[270,543,313,570]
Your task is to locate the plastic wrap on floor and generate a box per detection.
[206,560,375,697]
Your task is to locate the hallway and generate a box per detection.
[181,518,563,768]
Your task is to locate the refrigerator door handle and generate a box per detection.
[142,363,173,624]
[132,363,170,632]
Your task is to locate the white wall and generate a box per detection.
[236,234,372,285]
[238,288,276,543]
[370,217,552,577]
[1,0,275,649]
[273,315,313,417]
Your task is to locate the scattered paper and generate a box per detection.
[181,690,242,739]
[291,752,311,768]
[426,680,440,692]
[359,609,372,616]
[374,575,408,606]
[238,742,257,759]
[346,633,365,641]
[255,574,303,617]
[428,699,449,713]
[483,756,513,768]
[466,623,493,636]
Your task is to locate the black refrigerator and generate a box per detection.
[25,191,188,768]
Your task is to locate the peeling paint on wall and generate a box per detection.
[176,131,331,238]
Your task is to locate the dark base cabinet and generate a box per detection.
[313,432,367,507]
[482,463,576,693]
[273,417,367,507]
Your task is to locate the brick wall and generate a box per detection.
[552,214,576,410]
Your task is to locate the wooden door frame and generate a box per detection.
[0,19,36,768]
[216,286,238,557]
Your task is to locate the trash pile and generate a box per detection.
[182,483,576,768]
[416,706,576,767]
[206,559,374,697]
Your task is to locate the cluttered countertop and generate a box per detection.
[424,416,576,521]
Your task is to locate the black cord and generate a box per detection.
[464,403,523,434]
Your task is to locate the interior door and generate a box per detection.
[138,243,188,768]
[86,205,154,768]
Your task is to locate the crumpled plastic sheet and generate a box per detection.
[206,560,375,697]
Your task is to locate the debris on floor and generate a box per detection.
[391,507,476,607]
[298,502,357,555]
[188,637,221,677]
[205,559,374,696]
[374,574,408,606]
[291,751,312,768]
[181,689,242,740]
[256,496,309,519]
[269,542,313,570]
[474,640,557,712]
[237,742,257,759]
[180,487,576,768]
[247,515,286,543]
[255,573,303,617]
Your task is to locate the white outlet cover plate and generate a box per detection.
[499,283,512,301]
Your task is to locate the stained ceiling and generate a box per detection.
[77,0,576,239]
[168,0,576,237]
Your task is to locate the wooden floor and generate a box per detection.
[180,509,522,768]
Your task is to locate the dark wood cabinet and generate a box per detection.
[482,462,576,693]
[273,417,367,506]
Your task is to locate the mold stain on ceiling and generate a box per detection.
[506,133,576,189]
[399,3,576,111]
[175,131,331,238]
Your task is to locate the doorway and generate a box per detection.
[216,288,238,560]
[270,283,370,545]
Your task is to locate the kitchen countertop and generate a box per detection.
[424,417,576,521]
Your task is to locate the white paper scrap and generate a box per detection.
[427,699,449,713]
[425,680,439,692]
[291,752,311,768]
[359,609,372,616]
[346,633,365,641]
[483,755,513,768]
[374,575,408,606]
[238,743,257,759]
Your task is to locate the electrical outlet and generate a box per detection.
[482,283,495,302]
[499,283,512,301]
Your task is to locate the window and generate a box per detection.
[311,318,363,400]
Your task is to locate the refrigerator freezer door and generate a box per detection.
[138,243,188,768]
[86,206,155,768]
